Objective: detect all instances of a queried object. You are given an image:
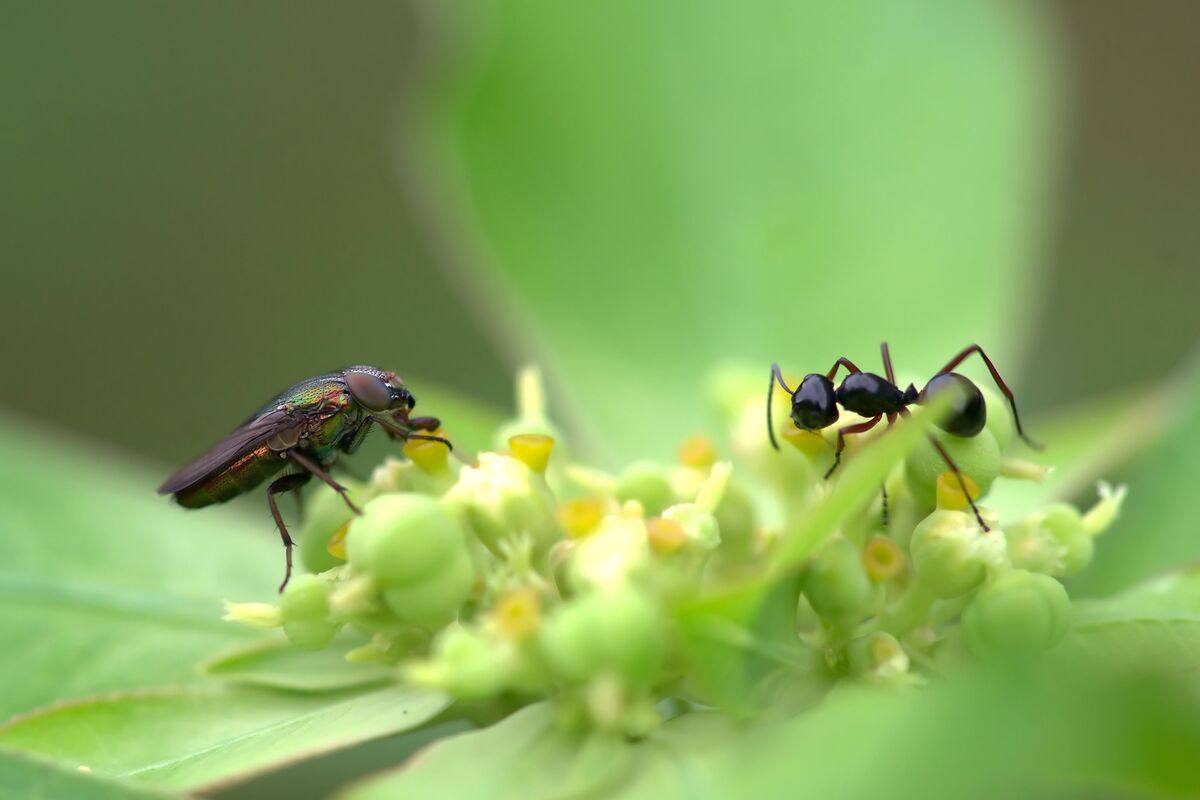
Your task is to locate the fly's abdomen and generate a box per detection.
[174,444,287,508]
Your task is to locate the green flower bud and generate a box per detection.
[1004,517,1068,576]
[615,461,676,517]
[846,632,910,683]
[380,548,476,629]
[804,536,879,626]
[978,385,1015,451]
[539,585,666,689]
[909,510,1006,598]
[657,462,731,553]
[406,625,512,700]
[1041,503,1091,575]
[280,575,338,649]
[961,569,1070,659]
[445,453,558,557]
[905,429,1001,510]
[713,478,758,553]
[298,480,366,574]
[567,516,651,591]
[1006,500,1104,577]
[347,494,476,629]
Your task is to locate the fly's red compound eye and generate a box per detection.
[345,370,392,412]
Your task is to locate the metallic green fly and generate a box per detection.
[158,366,450,591]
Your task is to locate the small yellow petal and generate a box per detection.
[862,535,906,582]
[326,520,350,560]
[404,429,451,473]
[647,517,687,556]
[558,497,605,539]
[508,433,555,473]
[782,428,826,458]
[677,434,717,469]
[936,471,981,511]
[494,586,541,641]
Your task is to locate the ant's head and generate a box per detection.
[791,373,840,430]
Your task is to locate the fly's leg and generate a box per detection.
[288,450,361,514]
[407,415,442,432]
[267,472,312,593]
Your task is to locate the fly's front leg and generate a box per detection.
[407,415,441,432]
[267,472,312,592]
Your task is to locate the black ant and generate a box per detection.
[767,343,1039,531]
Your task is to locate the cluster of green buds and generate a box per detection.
[226,365,1126,732]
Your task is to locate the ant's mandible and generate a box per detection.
[767,342,1040,531]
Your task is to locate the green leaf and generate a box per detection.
[340,666,1200,799]
[201,641,393,693]
[336,703,693,800]
[1060,567,1200,668]
[1069,364,1200,597]
[0,414,279,720]
[0,748,181,800]
[0,685,448,794]
[987,383,1180,521]
[439,0,1054,460]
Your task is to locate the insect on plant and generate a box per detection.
[767,343,1040,529]
[158,366,451,591]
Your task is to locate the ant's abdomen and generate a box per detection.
[920,372,987,437]
[836,372,907,417]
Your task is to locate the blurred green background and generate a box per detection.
[1,0,1197,468]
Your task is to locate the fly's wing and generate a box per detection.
[157,406,299,495]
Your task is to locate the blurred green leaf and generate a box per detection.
[988,382,1181,521]
[340,665,1200,799]
[201,641,393,693]
[0,748,181,800]
[439,0,1054,461]
[0,415,278,719]
[1061,567,1200,669]
[1070,364,1200,597]
[0,686,447,794]
[336,703,738,800]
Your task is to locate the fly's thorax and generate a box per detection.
[302,402,367,461]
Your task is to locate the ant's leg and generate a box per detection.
[926,437,990,532]
[936,344,1040,449]
[267,472,312,592]
[288,450,362,514]
[825,415,882,480]
[881,342,896,384]
[880,482,889,528]
[767,363,795,451]
[826,357,862,382]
